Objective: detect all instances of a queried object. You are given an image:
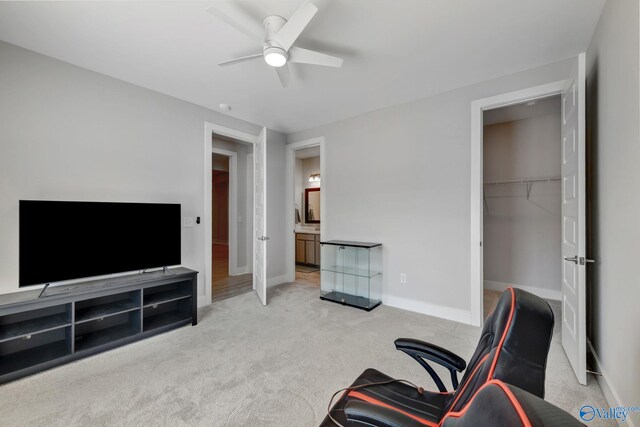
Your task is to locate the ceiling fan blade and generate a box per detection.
[205,5,264,44]
[288,47,343,67]
[275,64,291,88]
[272,1,318,51]
[218,53,263,67]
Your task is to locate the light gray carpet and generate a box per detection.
[0,280,613,426]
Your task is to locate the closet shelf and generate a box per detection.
[483,176,560,186]
[483,176,560,200]
[483,176,560,214]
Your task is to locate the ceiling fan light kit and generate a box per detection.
[264,46,288,67]
[207,1,344,88]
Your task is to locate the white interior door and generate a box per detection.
[253,127,268,305]
[561,53,587,385]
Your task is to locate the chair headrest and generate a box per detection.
[448,288,555,413]
[490,288,555,396]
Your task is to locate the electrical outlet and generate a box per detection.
[400,273,407,284]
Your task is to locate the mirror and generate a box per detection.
[305,188,320,223]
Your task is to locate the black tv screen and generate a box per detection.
[19,201,181,287]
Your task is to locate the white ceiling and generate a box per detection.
[0,1,605,133]
[295,145,320,158]
[484,95,561,126]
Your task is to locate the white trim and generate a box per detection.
[204,122,258,306]
[212,147,238,276]
[384,295,472,325]
[245,152,254,275]
[587,341,636,427]
[267,274,289,288]
[235,265,250,275]
[470,81,565,327]
[483,280,561,301]
[285,137,326,283]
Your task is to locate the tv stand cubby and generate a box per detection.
[0,267,197,384]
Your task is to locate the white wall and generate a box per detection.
[212,153,229,171]
[0,41,279,300]
[299,156,321,225]
[302,156,321,190]
[483,113,562,299]
[294,158,303,223]
[288,58,573,322]
[212,137,252,271]
[586,0,640,422]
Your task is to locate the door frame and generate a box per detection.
[212,147,238,275]
[246,152,254,282]
[469,81,565,326]
[285,137,325,283]
[204,122,258,306]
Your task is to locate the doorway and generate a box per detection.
[481,95,562,318]
[293,146,321,285]
[471,54,588,386]
[211,136,254,302]
[286,137,325,286]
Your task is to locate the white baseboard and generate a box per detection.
[383,295,473,325]
[233,265,251,275]
[587,340,636,427]
[267,274,289,288]
[483,280,561,301]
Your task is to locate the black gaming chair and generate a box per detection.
[322,288,555,426]
[342,380,585,427]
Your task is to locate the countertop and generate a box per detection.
[295,230,320,235]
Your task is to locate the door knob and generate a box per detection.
[564,256,578,264]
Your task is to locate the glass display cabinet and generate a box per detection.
[320,240,382,311]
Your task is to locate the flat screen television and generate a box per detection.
[19,200,181,287]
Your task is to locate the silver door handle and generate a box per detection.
[580,257,595,265]
[564,256,578,264]
[257,236,270,241]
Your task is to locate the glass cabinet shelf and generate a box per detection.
[320,240,382,311]
[321,266,381,278]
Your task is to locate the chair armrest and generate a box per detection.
[395,338,466,372]
[344,400,425,427]
[394,338,467,392]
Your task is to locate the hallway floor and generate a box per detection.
[212,243,253,303]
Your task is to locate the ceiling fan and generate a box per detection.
[206,1,344,88]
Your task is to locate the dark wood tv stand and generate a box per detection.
[0,267,197,384]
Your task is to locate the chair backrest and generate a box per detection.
[441,380,584,427]
[446,288,554,414]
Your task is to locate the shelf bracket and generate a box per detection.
[483,191,489,215]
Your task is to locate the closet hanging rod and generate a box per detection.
[483,176,561,186]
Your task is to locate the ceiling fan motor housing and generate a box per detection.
[263,15,287,42]
[263,16,288,66]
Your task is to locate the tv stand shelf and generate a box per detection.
[0,267,197,384]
